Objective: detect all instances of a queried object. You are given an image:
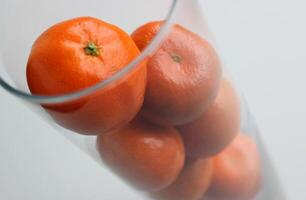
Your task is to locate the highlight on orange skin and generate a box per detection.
[96,119,185,191]
[206,134,262,200]
[177,79,240,159]
[26,17,147,135]
[131,21,222,126]
[152,158,214,200]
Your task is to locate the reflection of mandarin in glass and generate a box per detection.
[178,79,240,159]
[96,119,185,191]
[26,17,147,135]
[206,134,262,200]
[152,158,213,200]
[131,21,222,125]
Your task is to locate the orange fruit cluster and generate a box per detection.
[26,17,262,200]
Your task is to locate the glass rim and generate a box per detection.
[0,0,182,104]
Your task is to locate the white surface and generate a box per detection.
[0,0,305,199]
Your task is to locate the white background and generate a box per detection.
[0,0,305,199]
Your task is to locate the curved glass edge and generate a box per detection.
[0,0,183,104]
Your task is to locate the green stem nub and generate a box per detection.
[84,42,101,56]
[170,54,182,63]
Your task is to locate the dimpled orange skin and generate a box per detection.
[206,134,262,200]
[177,79,240,159]
[96,119,185,191]
[131,21,221,125]
[26,17,147,135]
[152,158,213,200]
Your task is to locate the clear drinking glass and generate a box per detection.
[0,0,286,199]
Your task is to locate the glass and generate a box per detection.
[0,0,286,199]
